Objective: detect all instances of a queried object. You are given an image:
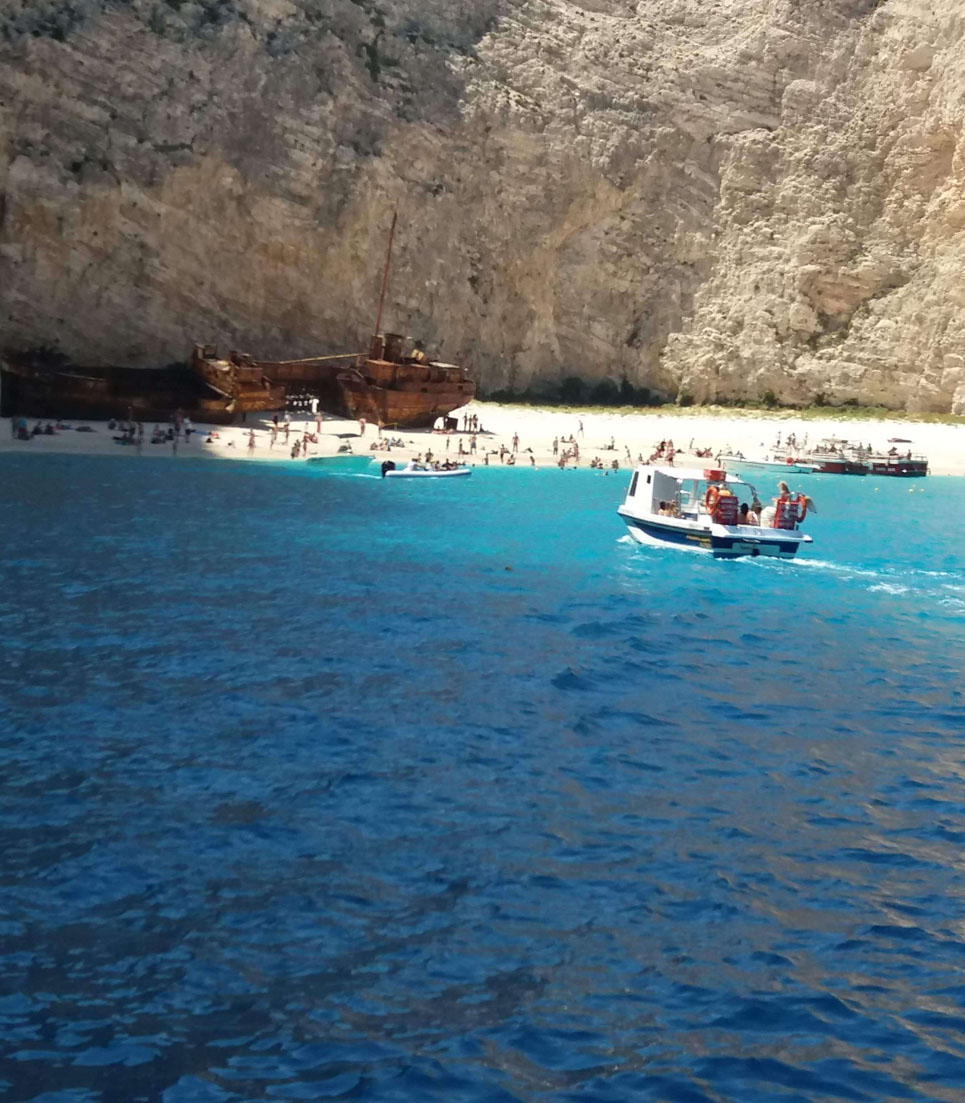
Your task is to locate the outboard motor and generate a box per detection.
[381,460,396,478]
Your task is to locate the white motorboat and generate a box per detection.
[719,454,817,476]
[383,461,471,478]
[617,465,813,559]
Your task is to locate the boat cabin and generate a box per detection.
[624,465,750,522]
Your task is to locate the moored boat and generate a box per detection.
[798,439,868,475]
[719,454,817,476]
[383,460,471,478]
[863,450,928,477]
[618,465,813,559]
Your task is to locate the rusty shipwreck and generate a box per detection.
[193,209,475,427]
[1,211,475,427]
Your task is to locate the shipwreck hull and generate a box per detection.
[334,353,476,427]
[0,360,253,424]
[337,371,472,427]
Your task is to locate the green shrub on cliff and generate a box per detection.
[0,0,97,42]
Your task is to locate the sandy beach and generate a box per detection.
[2,403,963,477]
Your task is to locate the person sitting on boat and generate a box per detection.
[739,503,760,526]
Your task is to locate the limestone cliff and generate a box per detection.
[1,0,964,411]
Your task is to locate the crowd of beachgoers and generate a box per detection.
[3,403,963,477]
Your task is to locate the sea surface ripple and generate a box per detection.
[1,454,964,1103]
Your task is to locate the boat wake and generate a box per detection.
[618,539,964,610]
[759,555,965,609]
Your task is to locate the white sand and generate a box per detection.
[1,403,962,476]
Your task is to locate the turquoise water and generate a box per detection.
[1,454,964,1102]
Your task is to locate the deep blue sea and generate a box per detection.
[2,454,964,1103]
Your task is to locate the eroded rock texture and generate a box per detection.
[1,0,963,410]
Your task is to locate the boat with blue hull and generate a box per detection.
[618,465,813,559]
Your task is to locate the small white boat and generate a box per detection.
[383,462,471,478]
[617,465,813,559]
[720,454,817,476]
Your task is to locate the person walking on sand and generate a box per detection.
[512,432,519,453]
[552,437,559,456]
[359,417,366,436]
[248,429,255,454]
[470,434,477,454]
[578,419,584,437]
[270,426,277,448]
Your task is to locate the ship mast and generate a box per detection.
[372,206,398,340]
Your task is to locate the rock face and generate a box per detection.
[1,0,964,411]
